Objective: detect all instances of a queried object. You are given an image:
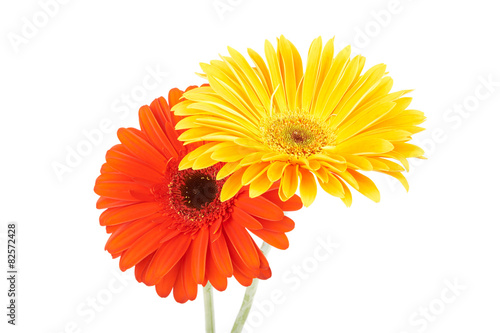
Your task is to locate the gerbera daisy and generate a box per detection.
[94,87,302,303]
[172,36,425,207]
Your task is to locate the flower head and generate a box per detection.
[95,87,302,303]
[173,36,425,207]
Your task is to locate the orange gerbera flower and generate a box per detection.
[94,86,302,303]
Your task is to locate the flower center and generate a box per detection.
[261,112,333,158]
[153,161,234,234]
[181,173,217,209]
[291,129,308,144]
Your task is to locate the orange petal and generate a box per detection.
[96,197,131,209]
[224,218,260,269]
[173,259,189,303]
[148,97,169,131]
[209,233,233,277]
[206,247,228,291]
[232,266,254,287]
[119,225,167,271]
[99,202,161,226]
[256,246,272,280]
[235,193,284,221]
[139,105,180,159]
[143,233,192,286]
[258,215,295,233]
[250,229,289,250]
[105,148,164,184]
[134,253,154,283]
[155,262,181,298]
[191,227,209,284]
[262,190,303,211]
[117,128,167,173]
[231,206,263,230]
[105,215,162,254]
[181,247,198,302]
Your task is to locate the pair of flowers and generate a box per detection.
[94,36,425,304]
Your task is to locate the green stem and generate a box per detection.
[203,282,216,333]
[231,242,272,333]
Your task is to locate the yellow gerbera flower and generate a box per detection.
[173,36,425,207]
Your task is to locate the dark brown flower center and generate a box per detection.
[155,161,235,234]
[181,173,217,209]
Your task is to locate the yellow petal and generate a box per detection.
[379,171,409,191]
[242,162,269,185]
[220,55,267,120]
[374,112,426,129]
[206,75,260,125]
[381,151,410,171]
[335,102,396,143]
[359,76,394,107]
[261,152,292,162]
[348,55,366,90]
[220,168,246,201]
[336,170,359,190]
[186,142,221,161]
[289,38,304,90]
[312,166,329,183]
[249,172,274,198]
[234,137,266,149]
[309,153,347,172]
[172,100,198,116]
[211,145,257,162]
[267,161,288,182]
[343,154,373,171]
[195,116,260,139]
[278,35,297,110]
[348,170,380,202]
[175,115,203,130]
[302,36,323,111]
[248,48,272,93]
[365,157,390,171]
[298,168,317,207]
[393,143,425,158]
[370,158,404,172]
[264,40,287,113]
[178,154,195,170]
[318,173,345,198]
[334,138,394,155]
[185,98,258,131]
[217,161,242,180]
[177,127,218,142]
[329,63,387,126]
[336,175,353,207]
[282,164,299,200]
[192,151,219,170]
[226,47,270,111]
[314,44,352,118]
[355,90,411,119]
[240,152,268,166]
[353,129,413,143]
[278,183,288,202]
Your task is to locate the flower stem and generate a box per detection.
[203,282,216,333]
[231,242,272,333]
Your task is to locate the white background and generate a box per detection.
[1,0,500,332]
